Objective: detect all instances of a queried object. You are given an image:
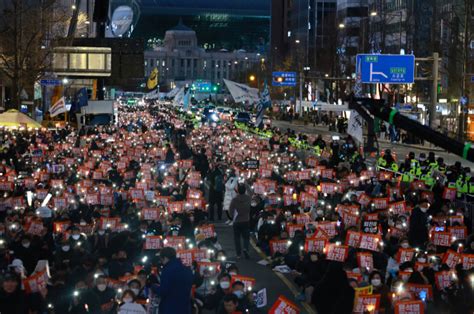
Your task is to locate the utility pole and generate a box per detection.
[429,52,439,128]
[67,0,82,41]
[460,0,471,140]
[298,70,303,117]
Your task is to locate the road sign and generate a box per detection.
[461,96,468,106]
[272,72,297,87]
[471,76,474,83]
[40,79,62,86]
[356,54,415,84]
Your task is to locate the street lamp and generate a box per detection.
[295,39,300,44]
[370,11,377,16]
[338,23,345,29]
[249,75,256,82]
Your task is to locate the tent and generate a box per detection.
[0,109,42,129]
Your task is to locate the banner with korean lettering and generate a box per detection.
[325,244,349,262]
[23,269,50,293]
[268,295,300,314]
[394,300,424,314]
[353,294,380,314]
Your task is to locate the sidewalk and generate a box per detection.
[274,119,444,152]
[272,119,474,167]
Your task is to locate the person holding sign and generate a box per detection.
[229,184,252,259]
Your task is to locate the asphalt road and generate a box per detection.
[272,120,474,168]
[206,222,315,314]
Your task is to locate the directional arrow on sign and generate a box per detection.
[370,63,389,81]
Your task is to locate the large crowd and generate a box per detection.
[0,101,473,314]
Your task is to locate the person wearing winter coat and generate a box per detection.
[150,247,194,314]
[311,262,354,314]
[223,171,238,225]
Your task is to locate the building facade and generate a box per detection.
[135,0,270,53]
[144,22,263,89]
[270,0,337,75]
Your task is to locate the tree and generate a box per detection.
[0,0,69,108]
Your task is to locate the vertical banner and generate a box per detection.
[347,110,364,143]
[92,79,98,100]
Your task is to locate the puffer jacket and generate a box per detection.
[223,176,238,211]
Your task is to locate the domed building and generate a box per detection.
[144,20,263,90]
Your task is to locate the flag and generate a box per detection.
[71,88,88,112]
[347,110,364,143]
[255,81,271,128]
[49,97,67,117]
[76,88,88,108]
[172,87,185,107]
[183,88,190,110]
[147,67,159,90]
[223,79,260,104]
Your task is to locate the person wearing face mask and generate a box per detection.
[92,228,109,255]
[408,200,430,249]
[68,226,91,253]
[118,290,146,314]
[128,279,145,302]
[92,275,116,314]
[216,281,253,314]
[203,273,232,311]
[368,270,390,313]
[54,237,76,267]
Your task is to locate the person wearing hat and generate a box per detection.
[150,247,194,314]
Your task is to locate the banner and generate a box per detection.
[347,110,364,143]
[147,67,159,90]
[255,81,271,128]
[172,87,185,107]
[223,79,260,104]
[268,295,299,314]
